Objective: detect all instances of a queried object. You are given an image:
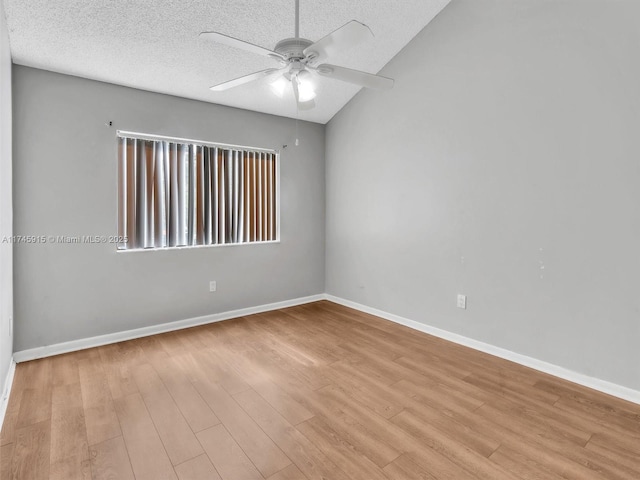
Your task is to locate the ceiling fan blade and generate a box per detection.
[315,64,394,90]
[303,21,373,65]
[292,78,316,111]
[210,68,284,91]
[200,32,285,61]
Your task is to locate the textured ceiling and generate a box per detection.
[3,0,450,124]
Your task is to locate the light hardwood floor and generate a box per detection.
[1,301,639,479]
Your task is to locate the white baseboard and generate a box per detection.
[325,294,640,406]
[0,358,16,431]
[13,294,325,363]
[11,292,640,406]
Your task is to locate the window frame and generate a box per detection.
[116,130,280,253]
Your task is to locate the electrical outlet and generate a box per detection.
[457,294,467,309]
[209,281,217,292]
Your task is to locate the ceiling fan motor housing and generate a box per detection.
[274,38,314,61]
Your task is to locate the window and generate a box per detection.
[117,132,278,251]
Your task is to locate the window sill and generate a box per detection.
[116,239,281,253]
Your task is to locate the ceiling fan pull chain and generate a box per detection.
[294,77,300,146]
[295,97,300,146]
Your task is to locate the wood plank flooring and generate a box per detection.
[1,300,639,479]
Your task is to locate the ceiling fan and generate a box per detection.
[199,0,394,111]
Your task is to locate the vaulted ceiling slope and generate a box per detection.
[4,0,450,123]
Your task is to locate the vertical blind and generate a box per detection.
[117,134,278,250]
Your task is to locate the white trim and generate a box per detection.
[0,358,16,431]
[324,294,640,406]
[115,239,281,253]
[11,292,640,406]
[13,294,324,363]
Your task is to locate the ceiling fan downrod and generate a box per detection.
[295,0,300,39]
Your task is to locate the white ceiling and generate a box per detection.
[3,0,450,124]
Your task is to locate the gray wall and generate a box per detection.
[13,66,325,351]
[326,0,640,390]
[1,0,13,395]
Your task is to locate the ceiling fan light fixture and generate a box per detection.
[297,82,316,102]
[296,70,316,102]
[270,76,288,97]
